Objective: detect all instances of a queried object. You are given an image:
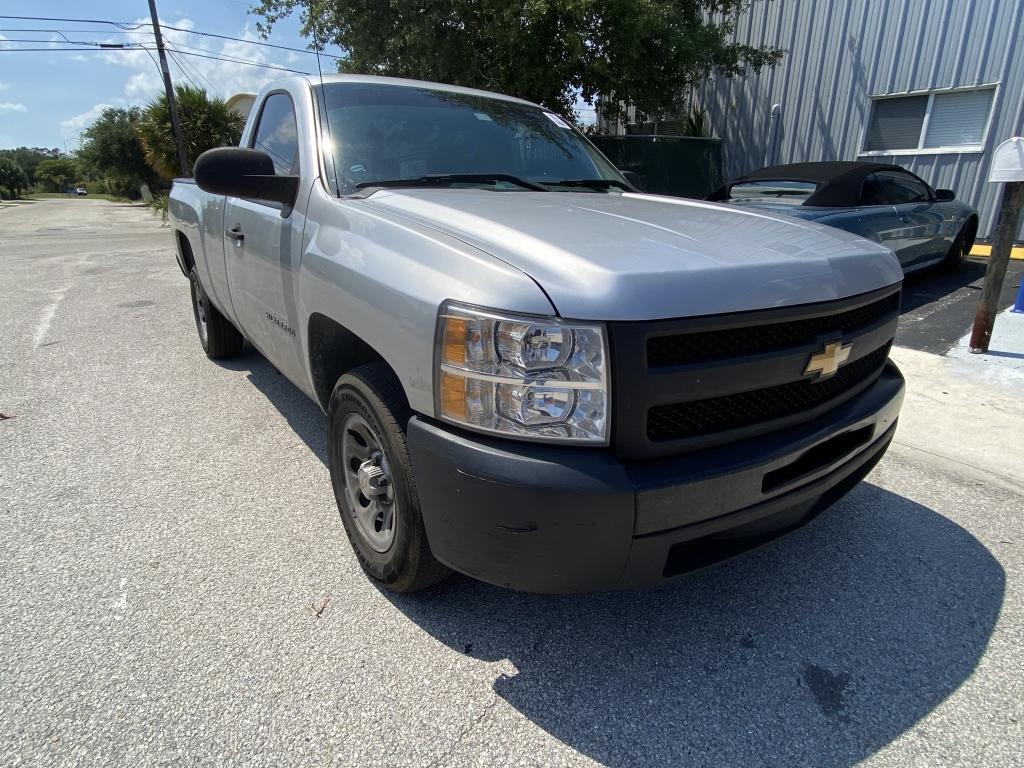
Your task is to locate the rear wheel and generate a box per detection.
[189,268,243,359]
[943,220,975,272]
[327,363,449,593]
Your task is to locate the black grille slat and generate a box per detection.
[646,293,899,367]
[647,345,890,441]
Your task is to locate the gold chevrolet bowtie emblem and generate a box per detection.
[805,340,852,378]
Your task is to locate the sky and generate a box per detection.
[0,0,343,150]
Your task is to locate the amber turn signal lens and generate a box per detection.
[440,371,468,420]
[442,317,468,366]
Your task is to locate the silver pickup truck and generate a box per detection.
[169,74,905,594]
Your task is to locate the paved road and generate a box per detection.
[1,200,1021,767]
[897,255,1024,354]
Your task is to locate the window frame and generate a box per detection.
[249,89,301,177]
[860,83,999,157]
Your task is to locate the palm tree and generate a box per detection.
[136,84,246,179]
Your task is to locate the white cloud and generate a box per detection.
[0,102,27,113]
[94,18,296,104]
[0,82,9,92]
[60,103,120,138]
[58,18,317,139]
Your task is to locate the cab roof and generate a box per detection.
[301,73,541,109]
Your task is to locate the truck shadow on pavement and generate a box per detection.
[219,348,330,464]
[224,349,1004,766]
[385,484,1004,767]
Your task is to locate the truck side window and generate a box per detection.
[251,93,300,176]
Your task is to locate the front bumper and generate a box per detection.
[408,362,905,593]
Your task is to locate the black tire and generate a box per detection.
[189,268,243,359]
[327,363,449,593]
[943,220,975,272]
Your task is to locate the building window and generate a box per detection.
[863,87,995,154]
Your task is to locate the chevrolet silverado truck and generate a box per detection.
[169,75,905,594]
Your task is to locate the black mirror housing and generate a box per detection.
[934,188,956,202]
[194,147,299,208]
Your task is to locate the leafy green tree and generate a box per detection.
[253,0,783,122]
[136,84,246,179]
[0,147,62,187]
[34,157,80,192]
[79,106,157,198]
[0,157,30,198]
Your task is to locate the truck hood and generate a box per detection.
[721,199,862,220]
[358,189,902,321]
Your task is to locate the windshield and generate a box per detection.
[315,83,623,195]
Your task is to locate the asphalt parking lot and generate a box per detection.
[2,200,1021,767]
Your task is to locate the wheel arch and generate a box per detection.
[307,313,404,412]
[175,229,196,277]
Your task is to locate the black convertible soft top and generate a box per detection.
[706,161,907,207]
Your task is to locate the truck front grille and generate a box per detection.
[607,285,901,459]
[647,344,890,441]
[646,292,899,367]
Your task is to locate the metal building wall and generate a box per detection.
[695,0,1024,238]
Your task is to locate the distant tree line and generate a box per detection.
[0,147,61,199]
[0,85,244,200]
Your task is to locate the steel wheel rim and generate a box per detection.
[193,280,209,344]
[340,413,397,553]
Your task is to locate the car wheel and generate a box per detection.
[943,222,974,272]
[327,363,449,593]
[189,268,243,359]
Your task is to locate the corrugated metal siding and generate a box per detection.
[696,0,1024,238]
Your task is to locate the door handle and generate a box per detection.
[898,216,911,223]
[226,225,244,242]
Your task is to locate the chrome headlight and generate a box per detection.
[434,303,609,444]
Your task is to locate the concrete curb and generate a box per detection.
[971,243,1024,260]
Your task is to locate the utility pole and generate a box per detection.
[969,137,1024,353]
[147,0,189,177]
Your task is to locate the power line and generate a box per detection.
[142,45,311,75]
[157,23,344,60]
[0,14,345,58]
[165,42,221,96]
[0,37,146,47]
[0,47,131,51]
[0,15,148,30]
[0,43,313,75]
[165,47,199,90]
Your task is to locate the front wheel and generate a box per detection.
[327,363,449,593]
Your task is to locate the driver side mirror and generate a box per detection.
[194,147,299,208]
[934,188,956,202]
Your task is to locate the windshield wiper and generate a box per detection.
[543,178,635,191]
[353,173,548,193]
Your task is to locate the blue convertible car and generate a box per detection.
[707,161,978,273]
